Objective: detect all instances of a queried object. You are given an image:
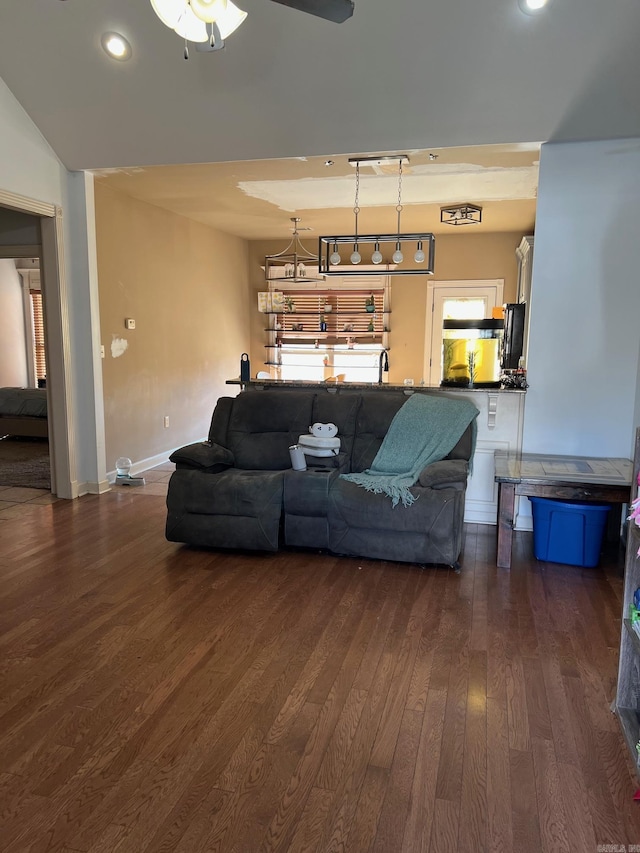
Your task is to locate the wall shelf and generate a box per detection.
[263,310,391,316]
[265,333,385,341]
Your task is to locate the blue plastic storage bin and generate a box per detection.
[529,497,610,567]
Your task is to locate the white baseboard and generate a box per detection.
[105,444,196,484]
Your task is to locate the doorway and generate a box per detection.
[0,193,77,499]
[424,280,504,385]
[0,254,51,492]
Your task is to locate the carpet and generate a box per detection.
[0,437,51,489]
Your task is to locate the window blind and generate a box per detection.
[30,290,46,381]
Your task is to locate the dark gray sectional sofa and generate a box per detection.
[165,388,475,567]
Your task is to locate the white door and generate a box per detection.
[425,280,504,385]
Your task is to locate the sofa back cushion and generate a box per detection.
[208,397,235,445]
[350,391,474,472]
[226,390,315,470]
[350,392,408,472]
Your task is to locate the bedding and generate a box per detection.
[0,387,48,438]
[0,387,48,418]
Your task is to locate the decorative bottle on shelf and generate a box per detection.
[367,317,375,332]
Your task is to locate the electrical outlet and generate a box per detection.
[125,318,136,330]
[164,416,170,428]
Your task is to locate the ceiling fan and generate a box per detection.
[145,0,354,58]
[269,0,354,24]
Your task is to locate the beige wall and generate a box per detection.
[390,231,522,383]
[248,231,524,384]
[95,183,250,470]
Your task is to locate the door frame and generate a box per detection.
[424,279,504,385]
[0,189,76,498]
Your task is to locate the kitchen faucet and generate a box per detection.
[378,350,389,384]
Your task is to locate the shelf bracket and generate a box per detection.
[488,394,498,430]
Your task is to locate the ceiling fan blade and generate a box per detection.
[269,0,354,24]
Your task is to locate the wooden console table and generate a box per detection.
[494,450,632,569]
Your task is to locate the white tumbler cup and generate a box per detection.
[289,444,307,471]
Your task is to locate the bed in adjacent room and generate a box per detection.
[0,387,48,438]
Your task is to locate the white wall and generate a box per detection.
[523,138,640,459]
[0,76,65,204]
[64,172,107,492]
[0,74,105,495]
[0,259,28,386]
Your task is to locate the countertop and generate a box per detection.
[226,379,526,394]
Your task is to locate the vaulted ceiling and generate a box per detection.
[1,1,638,240]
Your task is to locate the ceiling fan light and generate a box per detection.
[173,4,209,41]
[216,1,247,39]
[150,0,188,29]
[518,0,550,14]
[189,0,228,23]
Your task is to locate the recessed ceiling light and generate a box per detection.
[518,0,551,15]
[101,32,132,61]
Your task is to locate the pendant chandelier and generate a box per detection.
[319,155,435,276]
[265,218,324,283]
[150,0,247,57]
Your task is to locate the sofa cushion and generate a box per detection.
[170,441,234,472]
[166,468,284,551]
[350,392,408,472]
[226,391,315,470]
[208,397,235,445]
[329,477,458,534]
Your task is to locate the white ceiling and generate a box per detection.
[1,1,638,242]
[0,0,639,173]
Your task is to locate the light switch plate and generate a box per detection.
[125,318,136,330]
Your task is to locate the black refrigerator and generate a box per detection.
[501,303,526,369]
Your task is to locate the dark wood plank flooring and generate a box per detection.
[1,489,639,851]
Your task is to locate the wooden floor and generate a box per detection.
[1,477,639,852]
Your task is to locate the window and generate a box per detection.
[30,290,47,384]
[267,284,388,383]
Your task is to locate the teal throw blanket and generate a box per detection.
[341,394,478,507]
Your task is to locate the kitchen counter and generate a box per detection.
[226,378,526,394]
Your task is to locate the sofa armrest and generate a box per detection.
[417,458,468,490]
[169,441,234,472]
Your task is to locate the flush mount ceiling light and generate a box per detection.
[101,32,132,61]
[319,155,435,276]
[518,0,551,15]
[440,203,483,226]
[265,218,324,283]
[150,0,247,56]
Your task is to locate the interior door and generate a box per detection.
[425,280,504,385]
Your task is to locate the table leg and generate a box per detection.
[497,482,516,569]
